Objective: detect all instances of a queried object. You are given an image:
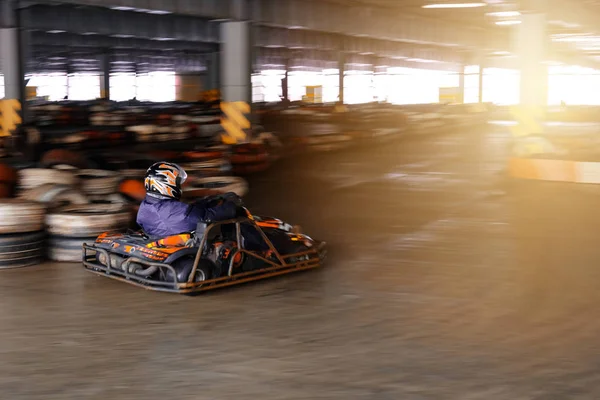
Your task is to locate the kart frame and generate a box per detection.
[82,217,326,294]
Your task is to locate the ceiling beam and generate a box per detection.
[30,31,218,52]
[20,4,220,43]
[31,0,504,49]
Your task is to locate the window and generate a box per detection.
[68,73,101,100]
[344,70,375,104]
[28,73,68,101]
[482,68,520,105]
[463,65,480,104]
[136,72,176,102]
[251,70,285,102]
[110,73,137,101]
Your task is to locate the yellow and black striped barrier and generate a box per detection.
[0,99,22,137]
[220,101,250,144]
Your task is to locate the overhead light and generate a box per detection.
[496,20,521,25]
[486,11,521,17]
[423,2,486,8]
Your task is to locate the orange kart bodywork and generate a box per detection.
[82,214,326,294]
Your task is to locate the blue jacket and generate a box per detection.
[136,195,237,238]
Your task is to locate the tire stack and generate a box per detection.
[0,163,17,199]
[76,169,123,203]
[0,200,46,269]
[181,149,232,177]
[230,143,271,175]
[17,168,78,191]
[46,204,132,262]
[183,176,248,199]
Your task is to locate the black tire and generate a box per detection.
[47,235,95,263]
[168,257,215,284]
[0,231,46,269]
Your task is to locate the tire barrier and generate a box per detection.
[0,163,17,199]
[0,200,46,235]
[230,143,271,175]
[19,183,88,209]
[18,168,77,191]
[181,158,232,177]
[40,149,89,169]
[0,231,46,269]
[76,169,121,196]
[183,176,248,199]
[46,204,132,262]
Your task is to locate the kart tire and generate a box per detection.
[0,200,46,234]
[184,176,248,198]
[19,183,88,209]
[0,231,45,269]
[46,204,131,239]
[168,257,215,284]
[18,168,77,190]
[76,169,121,196]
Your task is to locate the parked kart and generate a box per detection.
[82,202,326,294]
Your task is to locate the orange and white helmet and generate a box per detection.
[144,162,188,200]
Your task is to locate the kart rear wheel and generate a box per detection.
[169,256,215,284]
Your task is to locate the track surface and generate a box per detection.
[2,125,600,399]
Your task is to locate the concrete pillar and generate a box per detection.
[458,67,465,104]
[515,13,547,107]
[204,52,220,91]
[220,21,251,103]
[338,52,345,104]
[0,0,20,100]
[281,56,289,102]
[100,51,110,100]
[478,63,484,103]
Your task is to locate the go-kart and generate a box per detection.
[82,201,326,294]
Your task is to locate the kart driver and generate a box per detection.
[137,162,240,237]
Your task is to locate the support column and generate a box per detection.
[220,21,251,103]
[100,51,110,100]
[478,63,484,103]
[204,52,220,91]
[281,56,289,102]
[0,0,20,100]
[457,67,465,104]
[516,13,547,108]
[338,52,345,104]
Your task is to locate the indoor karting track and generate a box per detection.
[3,125,600,399]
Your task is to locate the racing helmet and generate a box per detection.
[144,162,188,200]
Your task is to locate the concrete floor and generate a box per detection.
[2,125,600,399]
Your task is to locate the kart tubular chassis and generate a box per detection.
[82,217,326,294]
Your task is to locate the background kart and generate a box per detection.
[82,207,326,294]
